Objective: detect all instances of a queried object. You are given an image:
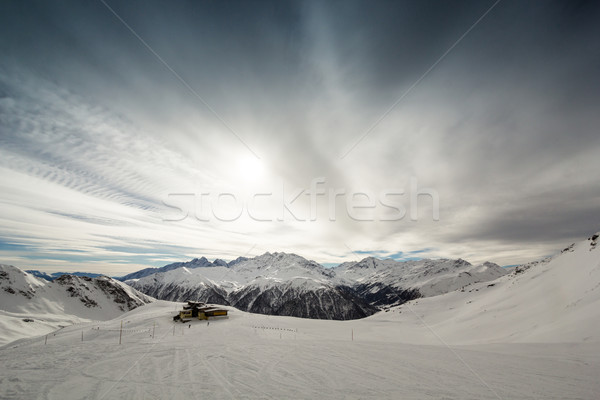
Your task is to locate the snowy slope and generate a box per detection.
[366,233,600,344]
[0,264,154,346]
[0,300,598,400]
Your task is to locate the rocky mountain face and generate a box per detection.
[126,252,506,320]
[133,274,229,305]
[228,278,376,320]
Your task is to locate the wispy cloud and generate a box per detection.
[0,0,599,273]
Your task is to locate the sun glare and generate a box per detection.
[237,156,265,181]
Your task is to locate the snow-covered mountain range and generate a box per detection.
[0,265,153,345]
[126,252,506,320]
[117,256,249,281]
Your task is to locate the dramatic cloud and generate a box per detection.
[0,0,599,274]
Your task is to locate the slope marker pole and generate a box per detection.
[119,321,123,345]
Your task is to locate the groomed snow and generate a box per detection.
[0,301,598,399]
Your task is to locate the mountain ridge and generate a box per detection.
[126,251,506,320]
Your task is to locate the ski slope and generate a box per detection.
[0,301,598,400]
[369,234,600,344]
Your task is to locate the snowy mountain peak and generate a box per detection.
[119,256,223,281]
[332,257,505,298]
[236,252,307,268]
[480,261,500,268]
[348,257,379,269]
[187,257,211,267]
[127,250,507,319]
[1,263,45,298]
[228,256,249,267]
[213,258,228,267]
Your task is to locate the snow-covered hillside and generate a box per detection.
[127,252,505,319]
[1,299,598,399]
[367,233,600,344]
[0,264,154,346]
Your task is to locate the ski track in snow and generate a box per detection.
[1,302,598,400]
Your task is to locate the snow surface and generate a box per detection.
[0,301,598,399]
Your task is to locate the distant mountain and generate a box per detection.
[129,252,377,320]
[227,256,249,267]
[0,264,154,345]
[127,252,505,320]
[25,270,105,281]
[24,270,54,281]
[334,257,506,306]
[118,257,223,281]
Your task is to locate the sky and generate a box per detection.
[0,0,599,275]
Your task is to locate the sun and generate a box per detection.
[237,156,265,181]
